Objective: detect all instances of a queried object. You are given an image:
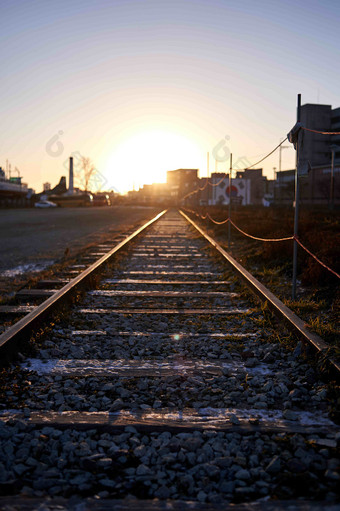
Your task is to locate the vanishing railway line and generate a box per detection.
[0,210,339,510]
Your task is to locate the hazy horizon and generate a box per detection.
[1,0,339,194]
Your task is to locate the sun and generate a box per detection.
[102,130,204,194]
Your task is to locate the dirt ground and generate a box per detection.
[0,206,160,273]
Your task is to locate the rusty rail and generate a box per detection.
[180,210,340,378]
[0,210,166,362]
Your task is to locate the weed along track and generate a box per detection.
[0,210,339,510]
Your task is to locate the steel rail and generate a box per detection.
[0,496,338,511]
[0,210,167,362]
[180,210,340,378]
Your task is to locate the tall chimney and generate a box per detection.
[69,157,74,194]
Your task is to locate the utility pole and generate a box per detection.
[277,140,289,205]
[273,167,277,203]
[292,94,301,301]
[207,152,210,206]
[330,148,335,210]
[329,144,339,210]
[228,154,232,251]
[279,141,289,172]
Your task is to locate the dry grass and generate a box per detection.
[186,206,339,348]
[192,205,339,287]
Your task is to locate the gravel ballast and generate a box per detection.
[0,211,338,505]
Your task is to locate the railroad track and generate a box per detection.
[0,210,339,510]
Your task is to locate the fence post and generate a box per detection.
[330,146,335,210]
[292,94,301,300]
[207,152,210,207]
[228,153,232,251]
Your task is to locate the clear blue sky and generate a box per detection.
[1,0,339,193]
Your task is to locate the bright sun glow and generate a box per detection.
[102,130,204,194]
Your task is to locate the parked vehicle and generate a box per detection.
[49,193,93,207]
[34,200,57,208]
[92,193,111,206]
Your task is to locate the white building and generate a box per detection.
[208,174,251,205]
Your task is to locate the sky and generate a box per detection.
[1,0,340,194]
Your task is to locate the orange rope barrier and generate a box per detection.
[207,213,229,225]
[229,219,294,242]
[294,238,340,279]
[184,208,340,279]
[301,127,340,135]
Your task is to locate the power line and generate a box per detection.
[233,138,288,171]
[181,137,289,200]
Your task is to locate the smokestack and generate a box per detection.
[69,157,74,194]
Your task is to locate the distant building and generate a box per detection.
[139,183,170,204]
[273,102,340,206]
[204,173,251,206]
[300,103,340,167]
[274,165,340,206]
[127,189,139,201]
[167,169,198,201]
[274,169,295,205]
[0,166,30,207]
[195,169,266,206]
[235,169,266,205]
[36,176,67,199]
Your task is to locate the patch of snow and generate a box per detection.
[1,261,54,277]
